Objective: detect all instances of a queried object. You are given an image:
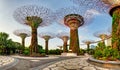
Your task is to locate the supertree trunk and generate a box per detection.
[70,29,80,54]
[87,44,90,53]
[21,37,25,48]
[110,6,120,50]
[30,28,38,55]
[45,40,49,55]
[57,32,69,53]
[63,40,68,52]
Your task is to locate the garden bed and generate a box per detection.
[88,57,120,69]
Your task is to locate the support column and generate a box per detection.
[110,6,120,50]
[70,29,80,55]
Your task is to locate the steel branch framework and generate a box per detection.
[13,5,54,27]
[71,0,120,13]
[13,29,31,37]
[54,6,97,27]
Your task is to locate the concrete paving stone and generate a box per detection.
[64,65,82,69]
[48,64,56,68]
[95,66,110,70]
[54,62,63,65]
[56,63,65,67]
[0,56,15,68]
[42,56,112,70]
[83,67,96,70]
[43,68,50,70]
[51,67,66,70]
[79,62,89,66]
[64,63,79,66]
[88,64,94,67]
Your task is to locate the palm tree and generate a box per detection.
[0,32,9,54]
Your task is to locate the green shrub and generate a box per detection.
[23,47,30,56]
[79,49,85,55]
[94,50,103,59]
[38,49,45,54]
[93,42,120,61]
[48,49,61,55]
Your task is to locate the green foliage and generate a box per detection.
[0,32,24,55]
[112,11,120,50]
[48,49,61,55]
[37,45,45,54]
[79,49,85,55]
[93,42,120,61]
[88,49,95,55]
[23,47,30,56]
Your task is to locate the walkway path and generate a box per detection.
[1,55,118,70]
[7,55,76,70]
[43,56,118,70]
[0,56,18,70]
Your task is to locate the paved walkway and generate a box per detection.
[43,56,118,70]
[0,56,18,70]
[7,55,76,70]
[0,55,119,70]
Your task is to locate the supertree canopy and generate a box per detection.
[94,31,110,44]
[13,29,31,48]
[70,0,120,13]
[57,32,69,53]
[82,40,94,53]
[13,5,54,55]
[55,6,97,55]
[39,32,55,55]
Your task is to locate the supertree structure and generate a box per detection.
[13,29,31,48]
[55,6,97,55]
[82,40,94,53]
[57,32,69,53]
[13,5,54,55]
[94,31,110,44]
[57,46,63,50]
[39,32,55,55]
[71,0,120,50]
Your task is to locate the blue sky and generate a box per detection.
[0,0,111,49]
